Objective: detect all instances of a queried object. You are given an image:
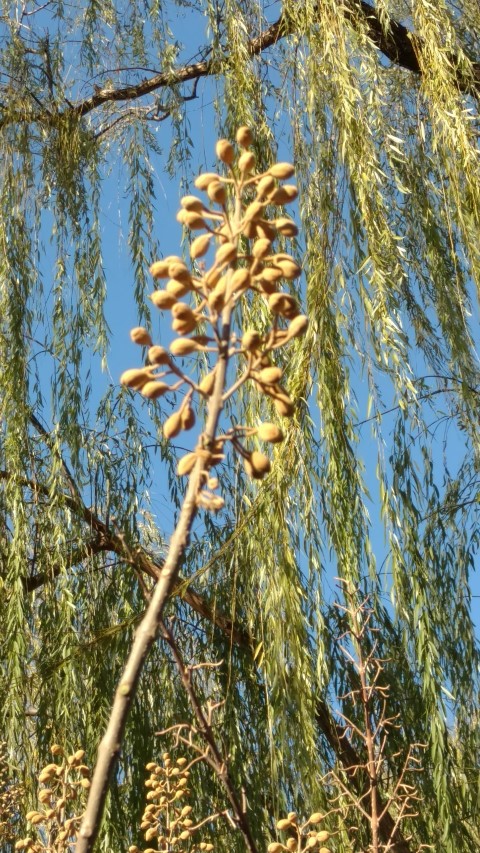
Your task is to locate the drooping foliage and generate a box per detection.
[0,1,479,851]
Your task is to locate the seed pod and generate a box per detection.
[190,234,212,259]
[215,241,237,267]
[256,174,276,197]
[194,172,219,190]
[148,345,170,365]
[130,327,152,346]
[286,839,298,851]
[230,268,251,292]
[257,423,284,443]
[150,289,178,309]
[207,181,226,205]
[286,314,309,340]
[269,162,295,178]
[163,411,182,439]
[149,259,170,279]
[181,405,195,430]
[120,368,153,390]
[305,838,318,850]
[276,818,293,830]
[166,279,190,298]
[170,338,200,356]
[268,292,300,318]
[216,138,235,164]
[308,813,323,825]
[38,789,52,804]
[236,126,253,147]
[242,329,262,351]
[180,195,204,211]
[199,370,216,395]
[50,744,63,755]
[177,452,198,476]
[238,151,255,174]
[168,261,192,285]
[258,366,283,384]
[275,217,298,237]
[252,238,272,259]
[243,200,264,223]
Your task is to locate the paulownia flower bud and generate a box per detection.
[252,238,272,259]
[243,200,264,223]
[272,257,301,280]
[208,278,227,312]
[171,302,196,322]
[150,290,178,309]
[120,368,153,390]
[163,411,182,439]
[242,329,262,351]
[273,391,294,417]
[249,451,271,479]
[181,405,195,430]
[256,175,276,197]
[316,831,330,843]
[216,138,235,164]
[268,292,300,318]
[204,266,222,288]
[50,744,63,755]
[236,126,253,147]
[276,818,293,830]
[305,838,318,850]
[275,217,298,237]
[195,172,220,190]
[148,345,170,365]
[238,151,255,174]
[173,317,197,335]
[269,162,295,178]
[258,366,283,384]
[215,241,237,266]
[130,327,152,346]
[230,268,251,292]
[267,843,284,852]
[286,314,309,340]
[170,338,201,356]
[168,261,192,285]
[308,813,324,825]
[255,220,277,241]
[207,181,226,205]
[180,195,204,211]
[259,266,283,284]
[257,423,284,443]
[190,234,212,259]
[199,370,216,395]
[166,279,190,298]
[150,259,170,279]
[177,452,198,476]
[286,839,298,851]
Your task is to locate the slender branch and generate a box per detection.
[160,620,259,853]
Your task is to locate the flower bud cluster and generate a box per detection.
[267,811,332,853]
[15,746,90,852]
[128,754,214,853]
[121,128,308,509]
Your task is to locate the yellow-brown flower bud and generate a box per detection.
[130,327,152,346]
[216,139,235,164]
[269,162,295,178]
[236,126,253,147]
[163,411,182,439]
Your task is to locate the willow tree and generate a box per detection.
[1,0,479,851]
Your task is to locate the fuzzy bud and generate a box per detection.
[181,405,195,430]
[194,172,220,190]
[268,292,300,318]
[166,279,190,298]
[150,290,178,309]
[168,261,192,285]
[163,411,183,439]
[275,217,298,237]
[207,181,226,205]
[149,259,170,279]
[252,238,272,259]
[177,452,198,476]
[148,345,170,365]
[180,195,204,211]
[238,151,256,174]
[199,370,216,395]
[190,234,212,259]
[249,451,271,479]
[169,338,201,356]
[316,832,330,843]
[256,175,276,197]
[215,241,237,267]
[120,368,153,390]
[258,366,283,385]
[269,162,295,178]
[216,138,235,164]
[257,423,284,443]
[242,329,262,351]
[130,327,152,346]
[230,268,251,292]
[236,126,253,147]
[286,314,309,340]
[276,818,293,830]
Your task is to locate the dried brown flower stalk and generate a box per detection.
[76,128,307,852]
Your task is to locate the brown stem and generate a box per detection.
[160,621,259,853]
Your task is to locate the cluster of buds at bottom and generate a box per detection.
[268,811,333,853]
[15,746,90,852]
[121,127,308,510]
[128,753,215,853]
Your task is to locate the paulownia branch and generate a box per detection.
[160,620,259,853]
[77,131,307,851]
